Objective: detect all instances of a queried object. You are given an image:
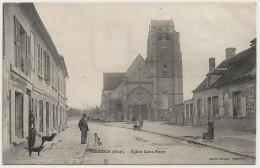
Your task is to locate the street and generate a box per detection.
[11,120,255,165]
[83,121,254,164]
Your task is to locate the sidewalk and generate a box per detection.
[101,121,256,159]
[9,120,87,165]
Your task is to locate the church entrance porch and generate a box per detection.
[132,104,148,121]
[126,86,152,121]
[141,105,147,120]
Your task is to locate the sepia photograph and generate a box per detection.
[1,0,257,165]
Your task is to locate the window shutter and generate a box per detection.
[49,104,52,129]
[195,101,198,116]
[14,17,21,68]
[26,35,31,76]
[10,90,16,143]
[50,61,52,84]
[58,106,60,127]
[23,94,29,138]
[201,100,205,116]
[184,105,186,118]
[229,98,233,117]
[44,53,47,79]
[14,16,17,43]
[36,100,40,131]
[241,97,247,117]
[218,95,224,116]
[47,55,50,82]
[43,102,46,134]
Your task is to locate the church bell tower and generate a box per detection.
[146,20,183,120]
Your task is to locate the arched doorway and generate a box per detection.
[127,87,152,121]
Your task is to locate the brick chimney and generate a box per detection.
[225,48,236,59]
[209,57,215,72]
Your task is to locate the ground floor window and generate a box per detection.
[212,96,219,116]
[197,99,202,116]
[190,104,193,118]
[232,91,241,117]
[53,105,55,128]
[39,100,44,132]
[46,102,50,133]
[185,104,190,118]
[56,105,58,127]
[15,92,24,138]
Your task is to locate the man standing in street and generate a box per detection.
[78,114,89,144]
[139,116,143,130]
[28,110,37,148]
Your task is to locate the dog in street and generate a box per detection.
[41,133,57,146]
[93,133,102,146]
[25,146,44,157]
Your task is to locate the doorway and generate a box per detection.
[141,105,147,120]
[39,100,44,132]
[15,92,23,138]
[133,105,139,121]
[46,102,49,135]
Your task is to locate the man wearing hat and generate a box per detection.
[28,110,37,149]
[78,114,89,144]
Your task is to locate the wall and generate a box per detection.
[168,104,184,126]
[3,4,68,163]
[192,80,256,133]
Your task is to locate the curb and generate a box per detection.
[99,123,256,160]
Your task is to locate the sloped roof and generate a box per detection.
[193,45,256,93]
[126,54,145,74]
[103,73,125,91]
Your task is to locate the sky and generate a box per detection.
[34,2,256,109]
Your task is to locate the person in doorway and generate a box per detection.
[28,110,37,149]
[78,114,89,144]
[139,116,143,130]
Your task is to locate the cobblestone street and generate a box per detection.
[10,120,255,165]
[10,120,85,164]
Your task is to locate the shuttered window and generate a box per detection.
[51,62,54,86]
[232,91,242,117]
[44,51,47,80]
[47,55,50,82]
[197,99,202,116]
[15,92,23,138]
[37,44,43,75]
[30,32,35,71]
[37,44,40,73]
[14,16,27,72]
[14,16,21,68]
[39,100,44,132]
[26,35,31,76]
[212,96,219,116]
[185,104,189,118]
[43,52,51,82]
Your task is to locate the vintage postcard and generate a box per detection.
[2,1,256,165]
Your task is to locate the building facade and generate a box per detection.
[190,39,256,133]
[2,3,69,163]
[101,20,183,122]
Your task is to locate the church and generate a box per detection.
[101,20,183,122]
